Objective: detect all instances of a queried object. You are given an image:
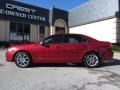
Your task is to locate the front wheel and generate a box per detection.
[14,52,31,68]
[83,53,100,68]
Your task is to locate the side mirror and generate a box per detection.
[40,41,49,48]
[40,41,44,45]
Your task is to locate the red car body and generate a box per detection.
[6,34,113,68]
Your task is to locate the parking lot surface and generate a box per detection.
[0,49,120,90]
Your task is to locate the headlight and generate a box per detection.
[8,47,17,52]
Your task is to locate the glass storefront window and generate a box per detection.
[17,23,23,41]
[10,22,17,41]
[10,22,30,42]
[24,24,30,42]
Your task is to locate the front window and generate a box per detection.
[43,35,63,44]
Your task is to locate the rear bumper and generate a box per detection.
[101,51,114,62]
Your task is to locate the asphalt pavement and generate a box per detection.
[0,49,120,90]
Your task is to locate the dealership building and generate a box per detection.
[69,0,120,43]
[0,0,120,45]
[0,0,68,44]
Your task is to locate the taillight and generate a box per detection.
[109,43,112,47]
[109,43,112,49]
[101,42,112,50]
[107,43,112,51]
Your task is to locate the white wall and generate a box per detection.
[30,24,39,42]
[70,18,117,43]
[69,0,119,27]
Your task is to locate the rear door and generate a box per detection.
[60,35,89,63]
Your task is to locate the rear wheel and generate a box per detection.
[14,52,31,68]
[83,53,100,68]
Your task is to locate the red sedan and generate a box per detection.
[6,34,113,68]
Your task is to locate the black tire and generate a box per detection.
[83,53,100,68]
[14,52,31,68]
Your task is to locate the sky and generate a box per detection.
[15,0,89,11]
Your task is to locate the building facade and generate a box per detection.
[0,0,68,45]
[1,0,120,46]
[69,0,120,43]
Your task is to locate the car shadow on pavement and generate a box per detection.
[29,59,120,68]
[30,63,84,68]
[100,59,120,67]
[30,59,120,68]
[0,63,4,67]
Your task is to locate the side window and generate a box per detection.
[63,35,79,44]
[63,35,88,44]
[43,35,63,44]
[73,35,89,43]
[81,37,88,42]
[69,37,79,44]
[43,37,53,44]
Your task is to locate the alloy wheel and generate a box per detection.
[84,53,100,68]
[15,52,31,68]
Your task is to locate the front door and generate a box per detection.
[35,35,64,63]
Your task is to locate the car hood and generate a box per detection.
[9,43,38,49]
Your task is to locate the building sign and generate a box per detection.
[0,0,49,24]
[0,3,45,21]
[6,3,36,14]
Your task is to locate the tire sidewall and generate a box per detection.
[14,52,31,68]
[83,53,100,68]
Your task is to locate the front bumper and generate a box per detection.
[6,51,15,62]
